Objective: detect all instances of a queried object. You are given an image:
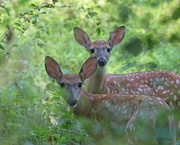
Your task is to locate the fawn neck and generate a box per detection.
[73,90,98,117]
[86,66,107,94]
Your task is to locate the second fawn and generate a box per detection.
[74,26,180,136]
[45,56,176,145]
[73,26,180,105]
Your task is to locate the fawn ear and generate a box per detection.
[79,57,97,81]
[108,26,125,48]
[74,27,91,49]
[45,56,63,80]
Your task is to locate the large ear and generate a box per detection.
[45,56,63,80]
[79,57,97,81]
[108,26,125,48]
[74,27,91,49]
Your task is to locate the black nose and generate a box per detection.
[67,98,77,107]
[98,58,106,66]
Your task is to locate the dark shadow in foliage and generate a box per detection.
[118,4,134,23]
[160,5,180,23]
[123,36,143,56]
[172,6,180,20]
[169,33,180,43]
[120,61,158,72]
[121,61,137,71]
[138,62,158,70]
[140,12,153,27]
[159,13,171,24]
[144,32,158,50]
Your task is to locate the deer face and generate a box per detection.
[89,40,111,67]
[74,26,125,68]
[45,56,97,107]
[57,74,83,107]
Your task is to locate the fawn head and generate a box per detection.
[45,56,97,107]
[74,26,125,68]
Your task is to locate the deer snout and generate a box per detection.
[67,97,77,107]
[98,58,107,67]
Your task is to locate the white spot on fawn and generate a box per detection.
[127,83,131,87]
[170,80,174,84]
[148,98,152,101]
[159,101,163,105]
[157,97,161,101]
[136,91,140,94]
[176,80,180,85]
[141,80,144,83]
[122,88,125,93]
[138,88,143,92]
[107,77,111,81]
[162,90,167,95]
[166,90,170,93]
[145,80,148,83]
[131,90,136,94]
[157,85,164,90]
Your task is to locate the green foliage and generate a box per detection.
[0,0,180,144]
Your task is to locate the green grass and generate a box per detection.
[0,0,179,144]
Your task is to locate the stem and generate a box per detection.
[0,23,31,62]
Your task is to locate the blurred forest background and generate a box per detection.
[0,0,180,144]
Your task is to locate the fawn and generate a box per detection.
[45,56,176,145]
[74,26,180,137]
[73,26,180,101]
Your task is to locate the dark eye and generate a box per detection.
[78,82,82,88]
[107,48,111,53]
[60,82,65,88]
[90,49,95,53]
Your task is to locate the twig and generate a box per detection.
[0,23,31,62]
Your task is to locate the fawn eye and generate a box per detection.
[78,82,82,88]
[60,82,65,88]
[90,49,95,54]
[107,48,111,53]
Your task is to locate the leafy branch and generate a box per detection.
[0,2,56,62]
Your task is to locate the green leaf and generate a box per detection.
[31,4,36,7]
[40,11,47,14]
[0,44,5,50]
[52,0,58,4]
[96,27,101,35]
